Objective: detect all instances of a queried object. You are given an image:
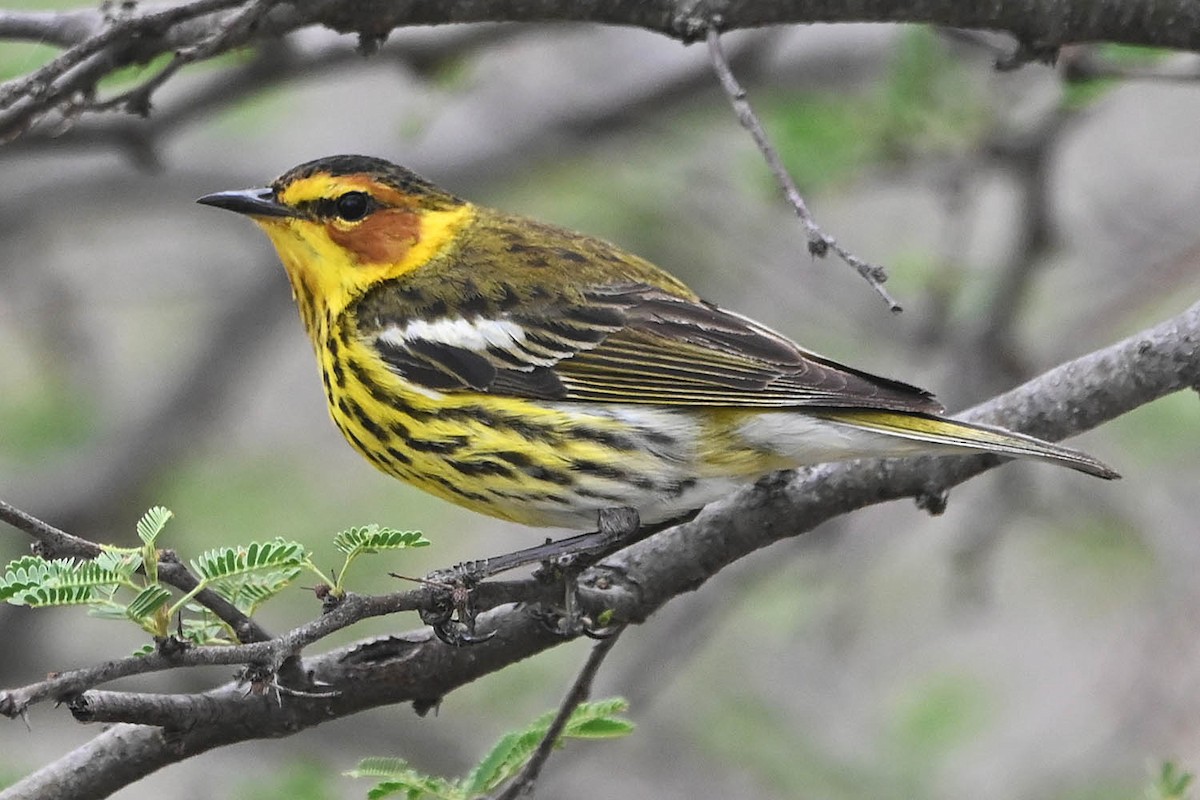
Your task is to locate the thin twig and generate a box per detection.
[493,630,625,800]
[0,0,242,110]
[705,26,902,312]
[79,0,280,118]
[0,498,101,558]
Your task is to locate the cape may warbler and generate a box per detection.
[198,155,1116,530]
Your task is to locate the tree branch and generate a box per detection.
[707,26,902,311]
[4,0,1200,141]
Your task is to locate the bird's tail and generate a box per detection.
[813,409,1119,479]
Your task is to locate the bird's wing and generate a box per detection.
[362,282,944,413]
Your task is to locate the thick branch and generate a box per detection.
[4,0,1200,140]
[3,299,1196,800]
[0,579,553,719]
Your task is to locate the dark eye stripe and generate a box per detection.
[296,193,380,221]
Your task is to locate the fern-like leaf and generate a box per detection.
[563,698,634,738]
[136,506,174,545]
[16,585,97,607]
[333,525,429,557]
[463,699,633,795]
[348,757,417,779]
[89,604,135,621]
[347,758,460,800]
[1,556,126,605]
[191,539,308,583]
[94,548,143,579]
[0,556,59,601]
[463,730,529,796]
[126,584,173,621]
[352,700,633,800]
[213,567,303,615]
[179,613,232,646]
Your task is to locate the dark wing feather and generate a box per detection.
[361,282,943,413]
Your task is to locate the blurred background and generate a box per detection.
[1,10,1199,799]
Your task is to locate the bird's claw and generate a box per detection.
[418,567,495,647]
[420,507,646,646]
[529,604,618,640]
[529,544,620,640]
[432,621,497,647]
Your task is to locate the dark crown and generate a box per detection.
[272,155,459,204]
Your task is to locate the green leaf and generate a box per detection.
[565,717,635,738]
[347,758,460,800]
[0,556,125,605]
[94,548,144,579]
[89,604,135,621]
[15,585,97,607]
[191,539,308,583]
[136,506,174,545]
[333,525,429,557]
[463,699,632,795]
[0,556,58,601]
[366,781,430,800]
[179,613,232,646]
[352,700,633,799]
[347,757,410,779]
[213,567,303,615]
[125,584,173,621]
[463,730,529,795]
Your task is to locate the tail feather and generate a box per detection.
[814,409,1120,480]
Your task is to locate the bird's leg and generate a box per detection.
[533,507,641,639]
[421,508,697,645]
[471,507,694,579]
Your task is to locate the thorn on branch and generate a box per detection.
[412,696,442,717]
[915,486,950,516]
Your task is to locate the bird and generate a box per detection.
[197,155,1117,535]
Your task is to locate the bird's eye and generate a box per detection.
[335,191,371,221]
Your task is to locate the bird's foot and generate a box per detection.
[420,507,693,646]
[527,506,641,638]
[417,567,497,647]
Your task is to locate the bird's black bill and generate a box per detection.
[196,187,294,218]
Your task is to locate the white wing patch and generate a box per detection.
[379,316,528,352]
